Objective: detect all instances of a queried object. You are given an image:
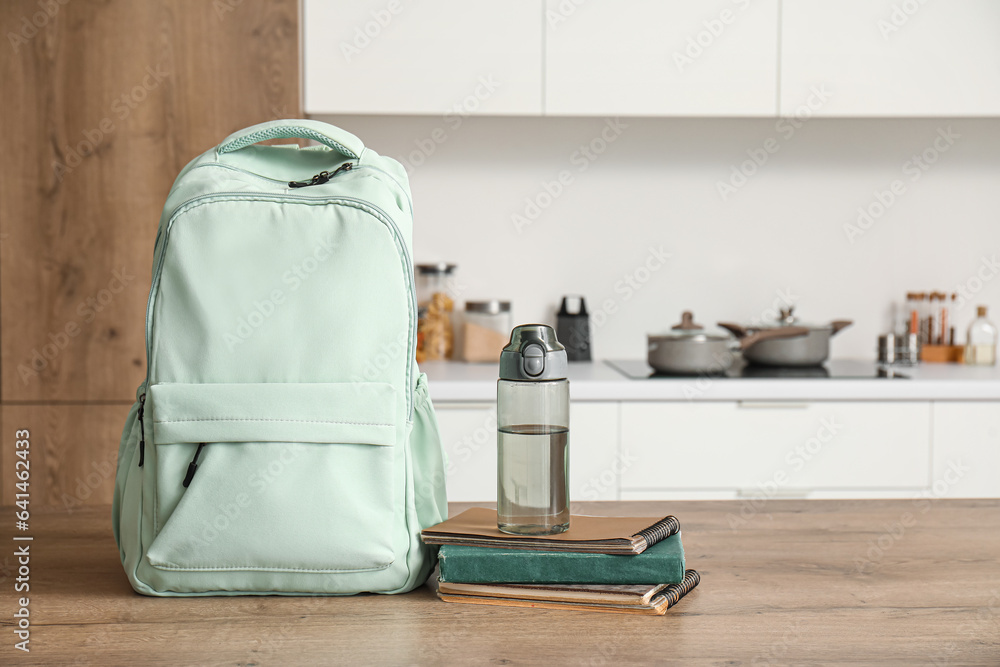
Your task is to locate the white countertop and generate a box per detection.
[421,359,1000,402]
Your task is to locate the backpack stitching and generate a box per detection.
[155,417,392,427]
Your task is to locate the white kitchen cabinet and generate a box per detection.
[619,401,931,494]
[544,0,779,116]
[932,402,1000,498]
[780,0,1000,116]
[434,402,620,502]
[434,403,497,503]
[303,0,542,115]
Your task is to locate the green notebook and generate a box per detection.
[437,533,685,585]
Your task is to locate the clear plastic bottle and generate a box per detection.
[965,306,997,366]
[497,325,570,535]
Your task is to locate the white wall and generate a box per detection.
[315,114,1000,360]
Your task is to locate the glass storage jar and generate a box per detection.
[459,300,512,362]
[415,263,456,362]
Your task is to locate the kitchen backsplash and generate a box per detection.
[315,114,1000,360]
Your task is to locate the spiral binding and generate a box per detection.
[660,570,701,608]
[634,515,681,550]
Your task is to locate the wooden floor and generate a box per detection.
[1,499,999,666]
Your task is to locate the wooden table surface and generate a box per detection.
[1,500,998,666]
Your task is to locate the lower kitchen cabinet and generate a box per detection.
[432,398,1000,501]
[619,402,931,497]
[434,402,620,503]
[931,402,1000,498]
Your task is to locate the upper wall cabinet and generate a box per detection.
[545,0,779,116]
[303,1,1000,117]
[781,0,1000,116]
[303,0,543,115]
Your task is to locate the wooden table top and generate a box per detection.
[2,499,998,666]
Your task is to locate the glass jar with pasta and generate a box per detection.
[415,263,456,362]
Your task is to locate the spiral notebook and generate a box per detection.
[438,570,701,615]
[420,508,681,555]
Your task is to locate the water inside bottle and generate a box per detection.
[497,424,569,535]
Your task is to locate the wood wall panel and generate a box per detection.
[2,404,128,508]
[0,0,301,507]
[0,0,301,402]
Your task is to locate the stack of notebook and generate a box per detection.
[420,508,700,615]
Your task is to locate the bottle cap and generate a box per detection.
[499,324,568,381]
[978,305,988,317]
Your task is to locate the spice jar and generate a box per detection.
[460,300,512,362]
[415,263,456,362]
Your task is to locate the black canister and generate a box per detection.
[556,296,592,361]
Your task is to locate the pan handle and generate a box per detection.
[734,326,812,351]
[831,320,853,336]
[717,322,749,338]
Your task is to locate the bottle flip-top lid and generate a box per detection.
[500,324,568,381]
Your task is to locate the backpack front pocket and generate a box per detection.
[145,382,399,573]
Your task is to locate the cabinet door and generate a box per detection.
[545,0,778,116]
[303,0,542,115]
[781,0,1000,116]
[435,403,498,503]
[434,402,620,503]
[620,401,930,494]
[932,403,1000,498]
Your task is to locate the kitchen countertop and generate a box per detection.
[422,359,1000,402]
[9,500,999,666]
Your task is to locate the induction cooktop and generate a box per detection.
[606,359,910,380]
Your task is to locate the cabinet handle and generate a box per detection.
[737,401,811,409]
[737,488,811,499]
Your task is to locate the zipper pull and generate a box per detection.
[137,393,146,467]
[182,443,207,488]
[288,162,353,188]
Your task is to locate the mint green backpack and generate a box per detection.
[112,120,447,596]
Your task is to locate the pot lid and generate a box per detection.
[651,311,731,342]
[758,306,830,331]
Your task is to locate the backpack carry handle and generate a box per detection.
[216,120,364,160]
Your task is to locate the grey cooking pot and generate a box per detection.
[718,307,853,367]
[648,311,809,375]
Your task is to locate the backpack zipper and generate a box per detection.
[185,162,414,214]
[139,192,416,461]
[182,443,207,487]
[137,392,146,467]
[288,163,352,188]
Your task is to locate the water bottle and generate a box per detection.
[497,324,570,535]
